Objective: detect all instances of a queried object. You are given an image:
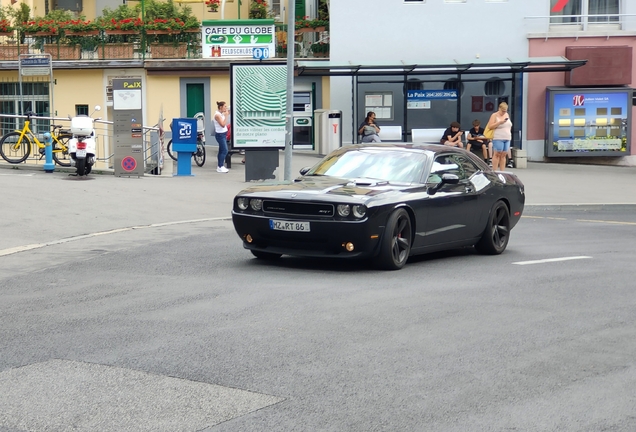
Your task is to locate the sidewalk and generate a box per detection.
[2,151,636,253]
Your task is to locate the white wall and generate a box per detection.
[329,0,545,143]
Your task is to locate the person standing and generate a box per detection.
[487,102,512,170]
[358,112,381,142]
[213,101,229,173]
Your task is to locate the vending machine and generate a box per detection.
[292,91,313,150]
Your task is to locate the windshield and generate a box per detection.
[306,148,429,184]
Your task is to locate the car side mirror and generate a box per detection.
[299,166,311,175]
[427,173,460,195]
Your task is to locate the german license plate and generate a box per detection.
[76,149,86,158]
[270,219,310,232]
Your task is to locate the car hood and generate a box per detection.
[237,176,416,201]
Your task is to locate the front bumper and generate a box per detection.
[232,212,384,259]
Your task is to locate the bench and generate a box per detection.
[411,128,445,144]
[377,126,403,142]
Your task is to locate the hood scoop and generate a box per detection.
[347,178,389,187]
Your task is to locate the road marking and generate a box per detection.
[577,219,636,226]
[513,256,592,266]
[0,217,231,257]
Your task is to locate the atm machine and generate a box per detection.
[292,91,314,150]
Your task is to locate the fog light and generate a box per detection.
[245,234,253,243]
[344,242,354,252]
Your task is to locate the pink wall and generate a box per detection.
[528,37,636,156]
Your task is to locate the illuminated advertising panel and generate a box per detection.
[546,87,631,157]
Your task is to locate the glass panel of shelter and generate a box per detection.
[356,72,520,148]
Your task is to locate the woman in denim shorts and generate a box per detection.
[487,102,512,170]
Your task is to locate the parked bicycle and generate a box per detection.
[0,111,73,166]
[166,112,206,167]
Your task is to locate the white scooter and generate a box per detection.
[68,105,101,176]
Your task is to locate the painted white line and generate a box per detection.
[512,256,592,266]
[0,217,231,258]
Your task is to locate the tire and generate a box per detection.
[76,158,86,176]
[194,142,206,167]
[375,208,412,270]
[0,132,31,164]
[475,200,510,255]
[85,164,92,175]
[251,250,282,260]
[52,134,72,167]
[166,140,177,161]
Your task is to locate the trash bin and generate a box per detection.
[314,109,342,155]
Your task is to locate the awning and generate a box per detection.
[296,57,587,76]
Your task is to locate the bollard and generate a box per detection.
[43,132,55,173]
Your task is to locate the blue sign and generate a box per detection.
[20,57,51,66]
[407,90,458,100]
[252,47,270,60]
[172,118,197,145]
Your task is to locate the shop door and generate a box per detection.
[186,83,204,117]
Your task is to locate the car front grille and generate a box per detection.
[262,200,334,217]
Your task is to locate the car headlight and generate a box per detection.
[337,204,350,217]
[237,197,249,210]
[250,199,263,211]
[352,205,367,218]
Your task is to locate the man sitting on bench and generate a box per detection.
[466,119,491,164]
[440,121,464,148]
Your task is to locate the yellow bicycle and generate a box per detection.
[0,111,73,166]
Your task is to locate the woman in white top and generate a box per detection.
[487,102,512,171]
[213,101,229,173]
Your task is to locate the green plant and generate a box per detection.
[295,17,329,30]
[60,18,100,33]
[21,19,59,34]
[249,0,268,19]
[144,0,193,22]
[205,0,220,12]
[100,4,140,22]
[0,18,14,33]
[310,41,329,54]
[102,17,144,31]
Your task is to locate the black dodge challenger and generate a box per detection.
[232,144,525,270]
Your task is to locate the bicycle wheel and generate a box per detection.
[0,132,31,164]
[52,134,73,167]
[194,142,206,167]
[166,140,177,161]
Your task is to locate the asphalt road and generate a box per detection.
[1,207,635,431]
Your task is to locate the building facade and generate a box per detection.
[329,0,636,163]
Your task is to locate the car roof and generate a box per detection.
[340,143,465,156]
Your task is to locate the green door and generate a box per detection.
[186,83,204,117]
[295,0,305,19]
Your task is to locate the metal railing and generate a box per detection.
[524,14,636,33]
[0,113,161,173]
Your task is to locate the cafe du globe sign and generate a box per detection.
[202,19,275,59]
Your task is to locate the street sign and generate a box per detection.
[252,47,270,60]
[19,55,51,77]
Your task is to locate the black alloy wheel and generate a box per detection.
[475,200,510,255]
[376,208,412,270]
